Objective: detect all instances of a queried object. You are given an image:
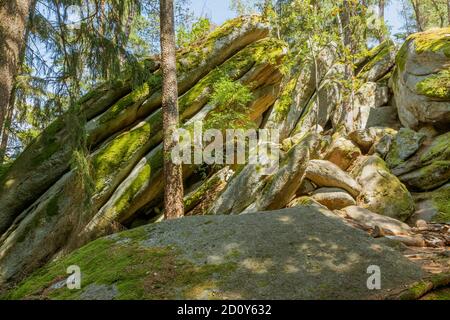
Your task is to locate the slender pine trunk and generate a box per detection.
[411,0,424,31]
[447,0,450,26]
[379,0,385,20]
[378,0,387,41]
[160,0,184,220]
[337,1,355,133]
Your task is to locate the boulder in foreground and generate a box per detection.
[5,207,426,300]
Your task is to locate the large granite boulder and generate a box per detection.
[4,208,425,300]
[392,28,450,129]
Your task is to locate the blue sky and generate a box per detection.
[190,0,405,35]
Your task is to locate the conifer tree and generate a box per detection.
[160,0,184,219]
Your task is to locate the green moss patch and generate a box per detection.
[358,40,394,77]
[6,233,237,300]
[416,69,450,100]
[395,41,409,73]
[421,287,450,300]
[430,184,450,223]
[272,75,298,121]
[409,27,450,57]
[92,122,151,192]
[420,132,450,164]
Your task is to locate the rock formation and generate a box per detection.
[0,17,449,299]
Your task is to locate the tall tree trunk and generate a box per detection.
[0,105,13,162]
[0,0,34,149]
[160,0,184,220]
[447,0,450,25]
[0,0,35,163]
[377,0,387,41]
[337,1,356,132]
[339,0,352,48]
[411,0,424,31]
[379,0,385,20]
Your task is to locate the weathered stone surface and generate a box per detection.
[352,155,415,222]
[373,134,393,158]
[339,206,412,236]
[348,127,397,153]
[296,179,316,196]
[410,184,450,224]
[399,160,450,191]
[353,82,390,130]
[264,45,336,140]
[365,106,400,129]
[391,131,450,177]
[209,131,318,216]
[184,167,235,216]
[5,208,425,300]
[80,284,119,300]
[357,40,397,82]
[245,135,318,213]
[305,160,361,197]
[290,63,346,142]
[385,128,427,169]
[311,187,356,210]
[393,28,450,129]
[323,136,361,171]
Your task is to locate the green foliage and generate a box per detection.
[177,18,212,48]
[5,0,194,162]
[206,76,254,130]
[210,77,254,109]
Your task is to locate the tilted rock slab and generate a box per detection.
[0,16,271,236]
[0,24,286,285]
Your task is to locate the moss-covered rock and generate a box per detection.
[391,131,450,177]
[392,28,450,129]
[411,183,450,224]
[416,69,450,100]
[399,160,450,191]
[357,40,397,82]
[4,208,426,300]
[0,15,271,239]
[0,20,287,287]
[352,155,415,222]
[87,15,271,146]
[385,128,426,169]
